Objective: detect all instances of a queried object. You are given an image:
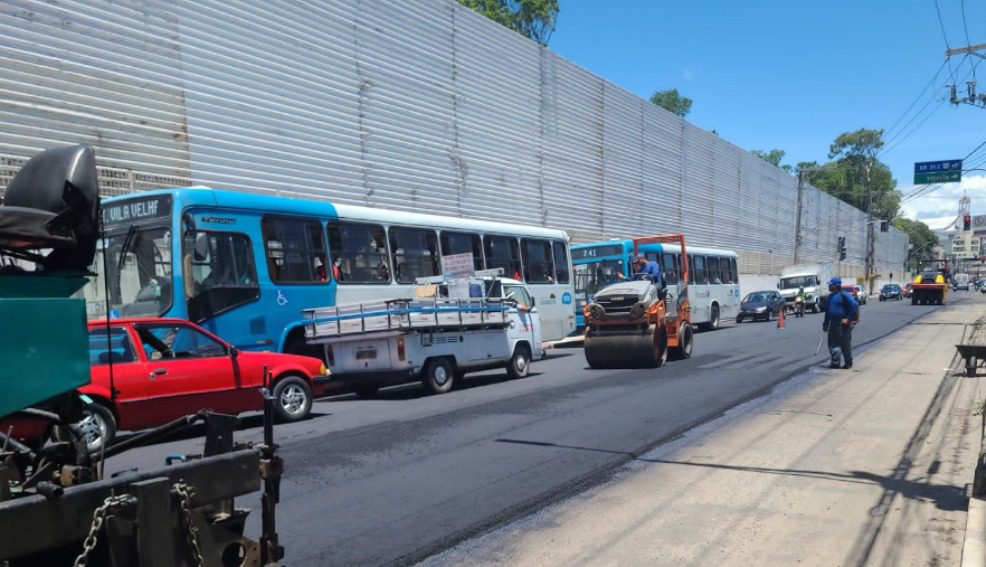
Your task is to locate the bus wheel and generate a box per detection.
[422,358,455,395]
[506,344,532,379]
[702,304,720,331]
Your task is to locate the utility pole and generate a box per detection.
[794,169,804,265]
[864,160,875,296]
[946,44,986,107]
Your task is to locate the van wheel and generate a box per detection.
[273,375,313,421]
[506,345,532,379]
[422,358,455,394]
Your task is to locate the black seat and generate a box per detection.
[0,145,100,271]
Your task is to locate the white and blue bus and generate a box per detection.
[86,188,576,353]
[572,240,740,330]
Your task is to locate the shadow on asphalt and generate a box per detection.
[495,437,968,512]
[112,410,333,448]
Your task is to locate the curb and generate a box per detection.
[964,498,986,567]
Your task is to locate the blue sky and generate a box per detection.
[548,0,986,220]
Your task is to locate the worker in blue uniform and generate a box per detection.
[822,276,859,369]
[634,254,662,283]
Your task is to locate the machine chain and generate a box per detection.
[173,481,206,567]
[72,494,132,567]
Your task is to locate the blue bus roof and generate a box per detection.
[104,187,568,239]
[572,240,738,258]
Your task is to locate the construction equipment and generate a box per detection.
[0,146,284,566]
[911,259,950,306]
[582,234,693,368]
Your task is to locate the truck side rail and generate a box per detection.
[303,298,512,340]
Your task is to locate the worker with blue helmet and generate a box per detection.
[822,276,859,369]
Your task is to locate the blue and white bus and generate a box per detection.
[86,188,576,353]
[572,240,740,330]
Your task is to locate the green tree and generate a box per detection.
[751,148,792,172]
[457,0,559,46]
[892,217,939,271]
[802,128,901,220]
[649,89,692,118]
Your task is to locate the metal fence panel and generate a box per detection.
[0,0,907,273]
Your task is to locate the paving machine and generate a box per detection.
[911,259,949,306]
[0,145,284,566]
[582,234,694,368]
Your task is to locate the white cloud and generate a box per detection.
[899,174,986,220]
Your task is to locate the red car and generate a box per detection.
[78,318,329,451]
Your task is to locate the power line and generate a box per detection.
[935,0,957,81]
[883,60,949,141]
[959,0,979,77]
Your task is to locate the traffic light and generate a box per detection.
[964,215,972,231]
[837,236,847,261]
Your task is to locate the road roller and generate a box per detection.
[909,259,949,306]
[583,234,694,369]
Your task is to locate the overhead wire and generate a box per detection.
[935,0,958,82]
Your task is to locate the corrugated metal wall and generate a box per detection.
[0,0,907,276]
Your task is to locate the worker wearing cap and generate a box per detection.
[634,254,662,282]
[822,276,859,369]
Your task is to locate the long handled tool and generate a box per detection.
[814,332,826,356]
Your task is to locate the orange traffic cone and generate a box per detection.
[777,306,786,330]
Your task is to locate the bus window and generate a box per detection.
[661,253,679,284]
[720,257,735,284]
[522,239,554,283]
[440,231,483,271]
[183,231,259,322]
[485,236,522,280]
[552,241,570,284]
[328,222,391,284]
[262,217,327,284]
[730,258,738,284]
[389,227,440,284]
[707,256,721,284]
[692,255,707,285]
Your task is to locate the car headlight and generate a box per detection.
[320,362,329,375]
[629,302,646,319]
[754,306,766,312]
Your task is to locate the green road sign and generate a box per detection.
[914,170,962,184]
[914,159,962,184]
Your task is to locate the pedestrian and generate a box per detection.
[633,254,662,282]
[822,276,859,369]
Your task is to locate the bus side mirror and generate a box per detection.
[193,232,209,262]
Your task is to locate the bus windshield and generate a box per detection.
[574,259,626,295]
[87,226,173,319]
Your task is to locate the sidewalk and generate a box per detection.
[421,303,986,566]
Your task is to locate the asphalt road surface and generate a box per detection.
[107,291,968,566]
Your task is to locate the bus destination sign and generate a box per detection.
[102,195,173,227]
[571,244,625,260]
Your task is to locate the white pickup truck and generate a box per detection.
[303,274,544,397]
